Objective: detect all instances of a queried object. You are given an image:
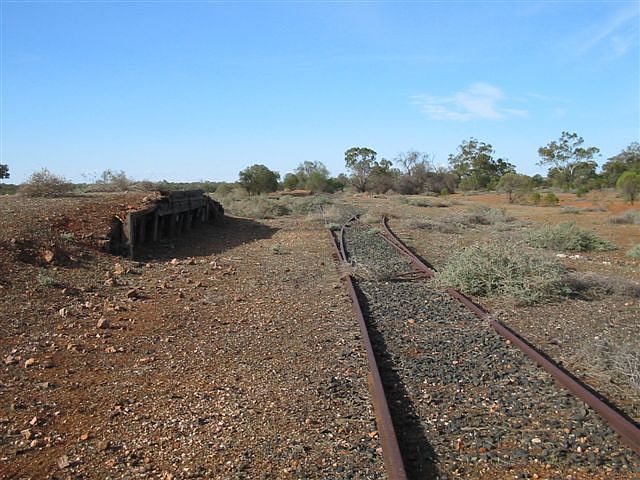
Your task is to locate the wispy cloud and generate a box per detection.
[412,82,527,122]
[574,5,639,57]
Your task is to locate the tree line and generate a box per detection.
[236,132,640,204]
[3,131,639,203]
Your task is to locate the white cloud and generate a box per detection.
[575,5,639,57]
[412,82,527,121]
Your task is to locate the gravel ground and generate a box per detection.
[342,220,640,479]
[0,195,386,479]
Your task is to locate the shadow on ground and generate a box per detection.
[135,216,279,261]
[355,284,440,480]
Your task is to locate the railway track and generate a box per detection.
[331,216,640,479]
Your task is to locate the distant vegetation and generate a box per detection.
[19,169,74,197]
[6,134,640,203]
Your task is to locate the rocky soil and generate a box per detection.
[0,195,385,479]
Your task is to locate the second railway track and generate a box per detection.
[334,217,639,479]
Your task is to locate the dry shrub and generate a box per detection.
[608,210,640,225]
[570,339,640,396]
[408,219,460,234]
[359,212,381,224]
[527,222,616,252]
[407,206,513,234]
[434,241,569,305]
[223,196,290,219]
[340,257,414,282]
[566,272,640,298]
[19,169,74,197]
[560,206,582,214]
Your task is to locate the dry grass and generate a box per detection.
[608,210,640,225]
[566,272,640,299]
[570,339,640,397]
[433,241,569,305]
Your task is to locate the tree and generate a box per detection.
[294,161,330,192]
[617,171,640,204]
[344,147,378,192]
[395,150,433,176]
[537,132,600,190]
[0,164,8,180]
[238,164,279,195]
[97,169,131,191]
[448,138,515,190]
[368,158,398,194]
[283,173,300,191]
[602,142,640,187]
[497,173,532,203]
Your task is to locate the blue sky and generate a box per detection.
[1,1,639,183]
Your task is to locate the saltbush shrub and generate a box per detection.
[609,210,640,225]
[542,192,559,206]
[627,245,640,259]
[531,192,541,206]
[434,242,569,304]
[527,222,615,252]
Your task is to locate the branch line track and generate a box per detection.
[332,215,640,479]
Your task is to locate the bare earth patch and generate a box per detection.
[0,195,384,478]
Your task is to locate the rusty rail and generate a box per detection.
[380,217,436,277]
[381,217,640,457]
[330,224,408,480]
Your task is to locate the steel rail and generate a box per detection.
[380,217,436,277]
[381,217,640,457]
[330,224,408,480]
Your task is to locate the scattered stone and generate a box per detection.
[4,355,17,365]
[42,250,55,264]
[41,359,54,369]
[57,455,70,469]
[24,358,36,368]
[29,416,38,426]
[96,318,110,329]
[97,440,111,451]
[126,289,139,299]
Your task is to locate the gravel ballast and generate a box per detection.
[343,221,640,479]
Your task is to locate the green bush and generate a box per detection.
[530,192,541,206]
[627,245,640,259]
[575,186,589,197]
[290,195,332,214]
[434,242,569,304]
[542,192,559,206]
[527,222,616,252]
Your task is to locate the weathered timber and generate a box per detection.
[114,190,224,258]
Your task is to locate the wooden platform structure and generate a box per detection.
[121,190,224,258]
